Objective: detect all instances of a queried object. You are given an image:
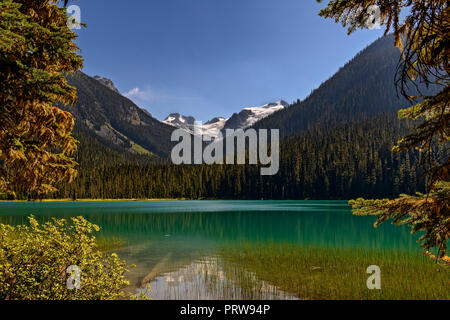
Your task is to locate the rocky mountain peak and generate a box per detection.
[93,75,120,94]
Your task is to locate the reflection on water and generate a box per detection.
[0,200,420,299]
[143,257,298,300]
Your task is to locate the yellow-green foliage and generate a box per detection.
[0,216,130,300]
[0,0,84,196]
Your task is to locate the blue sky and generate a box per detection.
[72,0,384,121]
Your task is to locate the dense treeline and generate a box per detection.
[42,36,427,201]
[39,113,424,200]
[2,36,433,201]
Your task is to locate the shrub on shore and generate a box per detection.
[0,216,130,300]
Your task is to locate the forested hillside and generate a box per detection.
[64,72,177,158]
[253,36,433,136]
[47,114,422,200]
[7,37,429,201]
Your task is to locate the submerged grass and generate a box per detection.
[96,236,128,252]
[218,244,449,300]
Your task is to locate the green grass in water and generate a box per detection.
[96,236,128,252]
[218,244,449,300]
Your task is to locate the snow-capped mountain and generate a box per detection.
[163,113,226,138]
[163,113,197,133]
[223,100,288,131]
[163,100,287,138]
[202,117,228,138]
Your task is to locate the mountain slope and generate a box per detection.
[50,113,423,200]
[253,36,432,136]
[64,72,177,158]
[35,36,429,200]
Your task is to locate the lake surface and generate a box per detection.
[0,200,420,299]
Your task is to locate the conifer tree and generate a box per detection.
[0,0,83,196]
[317,0,449,257]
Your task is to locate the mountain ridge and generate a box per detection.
[163,100,288,138]
[64,72,177,158]
[29,35,429,200]
[93,75,120,94]
[253,35,410,135]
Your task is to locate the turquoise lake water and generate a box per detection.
[0,200,421,299]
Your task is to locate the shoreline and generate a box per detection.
[0,198,189,203]
[0,199,351,203]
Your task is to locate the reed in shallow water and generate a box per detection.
[96,236,128,252]
[217,244,449,300]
